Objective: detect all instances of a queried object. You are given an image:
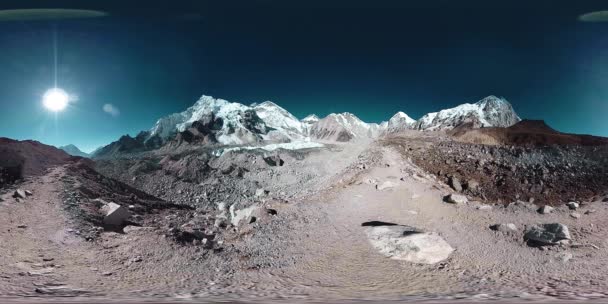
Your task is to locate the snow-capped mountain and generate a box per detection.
[148,96,384,145]
[301,114,320,124]
[301,114,320,136]
[252,101,305,141]
[309,113,380,142]
[93,93,524,158]
[386,111,416,132]
[413,96,520,130]
[149,95,274,146]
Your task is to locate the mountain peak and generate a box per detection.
[390,111,415,122]
[475,95,510,107]
[386,111,416,132]
[256,100,279,108]
[59,144,89,157]
[301,114,319,123]
[414,96,521,130]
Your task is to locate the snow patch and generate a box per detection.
[213,141,325,156]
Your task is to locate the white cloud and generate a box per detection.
[102,103,120,117]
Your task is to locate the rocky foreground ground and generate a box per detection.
[1,133,608,302]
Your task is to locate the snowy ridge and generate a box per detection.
[413,96,521,131]
[308,112,384,142]
[301,114,319,123]
[149,96,273,145]
[213,141,325,156]
[253,101,305,141]
[386,111,416,132]
[127,94,521,151]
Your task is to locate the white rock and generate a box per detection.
[229,204,260,226]
[13,189,27,199]
[445,194,468,205]
[570,212,581,219]
[538,205,554,214]
[476,204,493,211]
[490,223,518,232]
[123,225,151,234]
[376,181,397,191]
[566,202,579,210]
[366,225,454,264]
[101,202,130,226]
[255,188,269,197]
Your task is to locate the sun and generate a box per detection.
[43,88,69,112]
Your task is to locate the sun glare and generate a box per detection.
[43,88,69,112]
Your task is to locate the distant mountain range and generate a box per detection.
[59,144,89,158]
[92,94,521,157]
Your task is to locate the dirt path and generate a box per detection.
[0,166,100,296]
[244,145,608,300]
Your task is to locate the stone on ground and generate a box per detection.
[366,225,454,264]
[13,189,26,199]
[538,205,554,214]
[490,223,518,233]
[445,193,468,205]
[229,204,260,226]
[466,179,480,191]
[566,202,579,210]
[255,188,269,197]
[101,202,130,226]
[524,223,571,245]
[449,176,462,192]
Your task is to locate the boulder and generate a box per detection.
[538,205,554,214]
[524,223,571,245]
[490,223,518,233]
[445,194,468,205]
[13,189,26,199]
[101,202,130,226]
[376,181,397,191]
[449,177,462,192]
[229,204,260,226]
[365,225,454,264]
[466,180,480,191]
[255,188,269,197]
[570,212,581,219]
[566,202,579,210]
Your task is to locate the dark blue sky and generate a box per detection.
[1,0,608,152]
